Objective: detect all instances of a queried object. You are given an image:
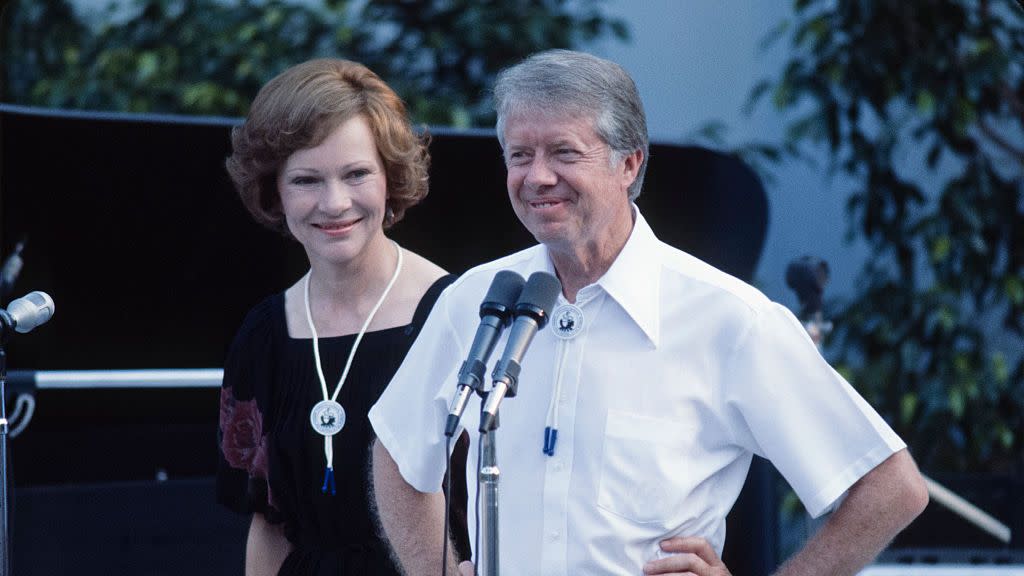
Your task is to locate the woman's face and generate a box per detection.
[277,115,389,269]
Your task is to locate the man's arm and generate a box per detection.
[772,448,928,575]
[371,439,468,576]
[645,449,928,576]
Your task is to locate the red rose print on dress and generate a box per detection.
[220,386,269,478]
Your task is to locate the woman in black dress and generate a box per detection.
[217,58,465,575]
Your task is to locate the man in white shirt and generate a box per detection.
[370,49,928,576]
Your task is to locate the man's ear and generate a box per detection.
[620,149,644,189]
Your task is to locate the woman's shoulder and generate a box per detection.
[242,292,283,327]
[396,248,452,324]
[396,248,448,299]
[231,292,285,352]
[400,248,448,286]
[222,293,284,398]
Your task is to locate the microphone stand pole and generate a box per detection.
[0,332,11,576]
[477,364,521,576]
[477,413,500,576]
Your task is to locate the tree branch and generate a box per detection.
[1000,80,1024,125]
[977,118,1024,164]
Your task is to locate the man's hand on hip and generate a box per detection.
[643,536,732,576]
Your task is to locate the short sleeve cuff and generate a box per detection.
[369,401,449,494]
[803,433,906,518]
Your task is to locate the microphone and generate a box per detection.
[445,270,525,437]
[0,291,55,339]
[0,240,26,303]
[479,271,561,432]
[785,255,830,319]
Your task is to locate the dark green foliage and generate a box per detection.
[752,1,1023,474]
[0,0,628,125]
[354,0,629,125]
[1,0,349,115]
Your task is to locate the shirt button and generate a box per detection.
[559,393,568,404]
[552,460,564,471]
[548,530,560,541]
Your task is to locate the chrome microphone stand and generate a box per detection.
[0,323,13,576]
[477,365,521,576]
[477,412,500,576]
[470,271,560,576]
[0,291,56,576]
[0,244,23,576]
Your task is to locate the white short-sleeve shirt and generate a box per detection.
[369,209,905,575]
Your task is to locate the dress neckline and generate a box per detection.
[285,323,411,342]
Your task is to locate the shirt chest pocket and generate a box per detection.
[596,410,696,525]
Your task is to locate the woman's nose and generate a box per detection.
[319,180,353,214]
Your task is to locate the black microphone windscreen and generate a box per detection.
[518,272,562,318]
[785,256,830,315]
[482,270,526,314]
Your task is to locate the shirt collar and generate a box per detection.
[532,205,662,348]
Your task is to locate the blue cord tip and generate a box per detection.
[321,467,336,495]
[543,427,558,456]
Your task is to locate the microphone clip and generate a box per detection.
[459,358,488,399]
[445,358,491,437]
[478,359,522,433]
[491,358,521,399]
[0,310,15,345]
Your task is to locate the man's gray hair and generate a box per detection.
[493,49,650,200]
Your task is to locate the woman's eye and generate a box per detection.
[348,168,371,179]
[291,176,318,186]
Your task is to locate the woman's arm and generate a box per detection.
[245,512,292,576]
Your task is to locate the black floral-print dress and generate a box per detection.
[217,275,468,575]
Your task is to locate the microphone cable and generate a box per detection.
[441,431,474,575]
[8,394,35,438]
[474,439,483,574]
[442,434,453,576]
[439,430,482,576]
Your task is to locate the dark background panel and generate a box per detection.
[10,388,219,485]
[0,109,767,372]
[12,478,248,576]
[0,111,298,370]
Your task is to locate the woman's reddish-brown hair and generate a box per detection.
[226,59,430,234]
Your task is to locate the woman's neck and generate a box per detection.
[306,236,399,322]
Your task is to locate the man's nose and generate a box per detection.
[524,156,558,189]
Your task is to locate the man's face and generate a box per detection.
[503,112,639,257]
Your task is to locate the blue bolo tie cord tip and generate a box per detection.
[543,426,559,456]
[321,467,336,495]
